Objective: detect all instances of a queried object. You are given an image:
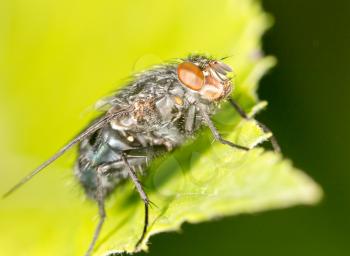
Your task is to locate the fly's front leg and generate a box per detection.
[228,97,281,153]
[185,104,196,134]
[196,103,249,151]
[120,153,149,249]
[85,169,106,256]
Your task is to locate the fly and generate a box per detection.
[3,54,280,256]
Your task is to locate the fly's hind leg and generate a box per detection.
[228,97,281,153]
[87,147,161,253]
[120,153,149,249]
[85,170,106,256]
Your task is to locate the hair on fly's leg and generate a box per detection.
[228,97,281,153]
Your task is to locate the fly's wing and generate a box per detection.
[81,87,130,116]
[78,93,118,118]
[94,95,115,112]
[2,107,132,198]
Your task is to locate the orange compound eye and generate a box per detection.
[177,62,204,91]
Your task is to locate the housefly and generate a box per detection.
[3,54,280,256]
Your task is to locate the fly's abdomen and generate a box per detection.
[75,124,166,199]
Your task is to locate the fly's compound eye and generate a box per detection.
[177,62,204,91]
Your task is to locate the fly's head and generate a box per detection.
[177,55,233,102]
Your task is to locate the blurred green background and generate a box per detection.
[0,0,349,255]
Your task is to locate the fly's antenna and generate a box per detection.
[2,109,130,199]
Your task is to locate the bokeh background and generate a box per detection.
[0,0,349,255]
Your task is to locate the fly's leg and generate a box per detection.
[121,153,149,249]
[86,147,160,253]
[85,170,106,256]
[196,103,249,151]
[84,153,149,255]
[228,98,281,153]
[185,105,196,134]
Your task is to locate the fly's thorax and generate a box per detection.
[107,83,187,132]
[108,99,160,132]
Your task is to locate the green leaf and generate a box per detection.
[90,121,322,255]
[0,0,322,255]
